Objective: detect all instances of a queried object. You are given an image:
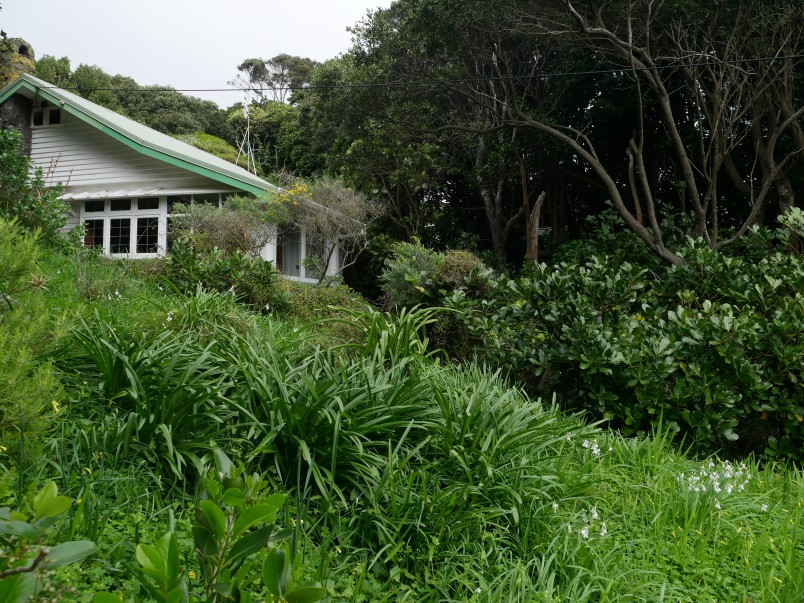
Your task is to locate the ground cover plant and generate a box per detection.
[0,222,802,601]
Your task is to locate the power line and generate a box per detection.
[41,53,803,96]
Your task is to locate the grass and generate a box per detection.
[0,237,802,601]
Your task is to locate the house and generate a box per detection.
[0,73,337,282]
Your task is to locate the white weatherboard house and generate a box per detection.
[0,73,336,282]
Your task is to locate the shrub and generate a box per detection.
[0,128,68,244]
[448,220,804,462]
[169,195,285,257]
[0,220,64,466]
[378,239,444,308]
[165,238,280,311]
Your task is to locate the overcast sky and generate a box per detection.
[2,0,393,107]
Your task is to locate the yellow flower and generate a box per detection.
[188,570,197,580]
[51,400,61,413]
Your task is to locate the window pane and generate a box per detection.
[110,199,131,211]
[137,198,159,210]
[84,200,104,212]
[49,109,61,125]
[109,218,131,253]
[32,111,44,126]
[136,217,159,253]
[280,228,301,277]
[83,219,104,248]
[305,237,324,281]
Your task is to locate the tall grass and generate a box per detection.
[2,245,801,601]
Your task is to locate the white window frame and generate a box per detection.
[80,197,167,258]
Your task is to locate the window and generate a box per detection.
[137,198,159,210]
[110,199,131,211]
[83,219,104,248]
[167,195,192,213]
[31,107,62,127]
[192,193,221,207]
[305,237,325,281]
[136,217,159,253]
[81,197,163,256]
[279,228,301,277]
[109,218,131,253]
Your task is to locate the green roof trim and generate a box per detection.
[0,74,280,197]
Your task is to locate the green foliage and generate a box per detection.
[378,240,444,308]
[123,451,325,603]
[165,239,279,311]
[169,196,284,257]
[4,241,804,600]
[56,313,242,484]
[0,481,97,602]
[448,223,804,461]
[379,241,492,309]
[35,56,227,138]
[0,129,67,243]
[0,220,64,469]
[174,132,250,170]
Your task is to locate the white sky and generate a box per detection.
[2,0,393,107]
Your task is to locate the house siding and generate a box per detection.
[30,112,236,192]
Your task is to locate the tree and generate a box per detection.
[313,0,802,265]
[224,100,320,177]
[277,176,384,285]
[498,0,804,263]
[34,54,70,87]
[308,0,576,263]
[233,54,318,105]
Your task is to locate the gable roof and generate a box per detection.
[0,73,280,197]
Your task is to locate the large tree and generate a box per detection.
[501,0,803,262]
[309,0,803,264]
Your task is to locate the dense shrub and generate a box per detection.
[169,196,284,257]
[0,220,64,464]
[447,218,804,462]
[378,239,444,308]
[164,238,280,311]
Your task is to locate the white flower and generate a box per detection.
[760,503,769,512]
[582,440,591,449]
[580,526,590,539]
[715,500,721,510]
[590,506,599,520]
[567,524,572,533]
[475,587,482,594]
[552,502,559,514]
[600,523,608,537]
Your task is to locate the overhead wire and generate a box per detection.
[37,53,804,96]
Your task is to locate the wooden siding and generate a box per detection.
[30,112,233,192]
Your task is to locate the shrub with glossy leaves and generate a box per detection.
[448,221,804,462]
